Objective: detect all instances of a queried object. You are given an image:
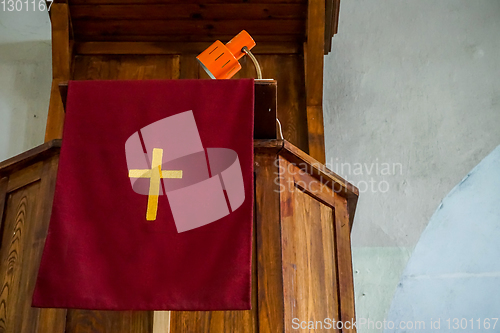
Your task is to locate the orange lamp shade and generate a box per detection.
[197,30,256,79]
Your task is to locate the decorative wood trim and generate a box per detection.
[254,139,358,229]
[0,140,62,176]
[6,163,43,193]
[292,171,335,209]
[281,141,357,193]
[253,139,283,152]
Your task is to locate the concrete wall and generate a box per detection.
[0,10,51,161]
[324,1,500,331]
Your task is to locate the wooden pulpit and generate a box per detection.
[0,1,359,332]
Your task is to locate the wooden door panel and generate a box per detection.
[280,159,340,332]
[0,181,42,332]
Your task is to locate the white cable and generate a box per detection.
[276,118,284,140]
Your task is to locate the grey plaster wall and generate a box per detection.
[0,10,51,161]
[324,1,500,331]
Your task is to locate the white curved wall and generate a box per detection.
[385,145,500,332]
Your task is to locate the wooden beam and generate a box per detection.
[45,3,71,142]
[72,19,304,38]
[69,0,306,4]
[70,4,307,20]
[74,41,301,55]
[305,0,326,163]
[72,34,302,43]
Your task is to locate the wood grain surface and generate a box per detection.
[0,144,66,333]
[280,160,340,332]
[45,3,71,142]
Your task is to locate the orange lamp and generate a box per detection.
[197,30,261,79]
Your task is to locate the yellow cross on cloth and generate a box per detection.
[128,148,183,221]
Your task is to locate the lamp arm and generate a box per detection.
[242,46,262,80]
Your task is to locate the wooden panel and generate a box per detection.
[70,4,306,20]
[0,181,42,332]
[179,54,200,80]
[35,155,68,333]
[170,310,256,333]
[333,195,356,332]
[37,308,68,333]
[172,149,286,333]
[216,55,307,152]
[45,3,71,142]
[69,0,307,5]
[253,140,359,213]
[65,310,153,333]
[254,80,277,140]
[305,0,326,163]
[264,55,308,152]
[6,162,42,193]
[0,148,66,333]
[72,20,304,38]
[254,152,284,333]
[72,55,180,80]
[305,105,325,162]
[74,42,301,55]
[280,160,339,332]
[71,34,302,43]
[169,158,264,333]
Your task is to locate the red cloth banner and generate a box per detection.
[33,79,254,310]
